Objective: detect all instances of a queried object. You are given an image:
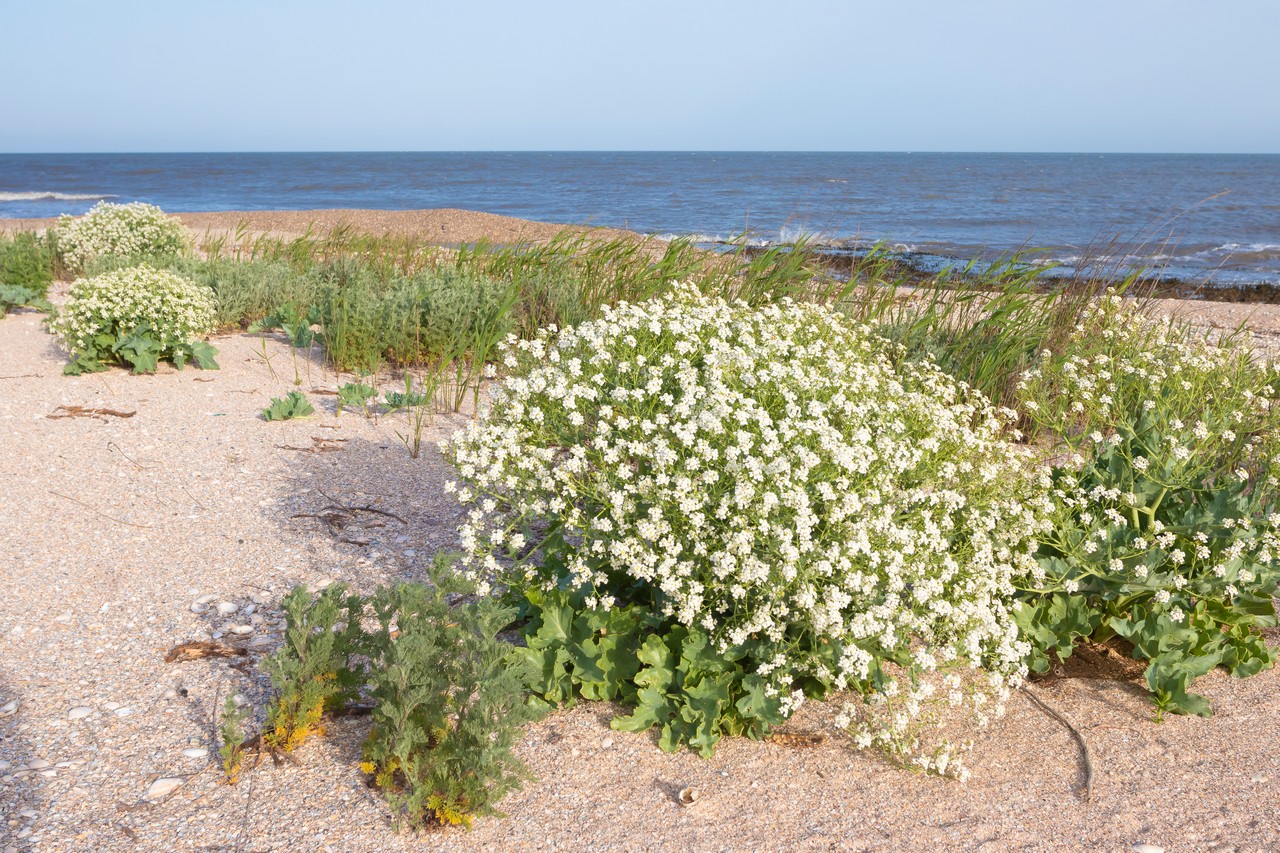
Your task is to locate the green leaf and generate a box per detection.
[190,340,220,370]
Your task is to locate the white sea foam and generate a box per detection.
[0,191,117,202]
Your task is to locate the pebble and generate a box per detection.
[114,707,134,717]
[181,747,208,759]
[231,693,249,708]
[163,688,179,700]
[27,759,50,770]
[190,602,209,614]
[1251,772,1269,783]
[54,610,73,623]
[68,706,93,720]
[250,592,270,605]
[18,809,37,819]
[195,594,218,604]
[1132,845,1165,853]
[216,601,239,616]
[103,701,121,711]
[143,777,186,800]
[230,624,254,635]
[601,737,614,749]
[0,699,18,716]
[242,604,257,616]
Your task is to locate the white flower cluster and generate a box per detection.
[444,286,1052,766]
[56,202,190,270]
[1017,292,1272,453]
[55,264,217,355]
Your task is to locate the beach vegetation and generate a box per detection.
[259,561,532,831]
[55,201,189,272]
[219,694,249,785]
[0,231,57,296]
[0,284,52,317]
[1013,295,1280,718]
[53,264,219,374]
[261,390,315,422]
[336,380,378,415]
[445,287,1052,775]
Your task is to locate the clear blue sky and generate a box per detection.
[2,0,1276,153]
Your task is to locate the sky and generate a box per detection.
[1,0,1276,153]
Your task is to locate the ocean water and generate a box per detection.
[2,152,1278,285]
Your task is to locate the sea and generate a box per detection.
[2,152,1278,288]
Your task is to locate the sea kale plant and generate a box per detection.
[444,286,1052,775]
[55,201,190,271]
[1015,294,1280,718]
[53,264,219,374]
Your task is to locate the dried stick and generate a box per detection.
[1022,685,1094,802]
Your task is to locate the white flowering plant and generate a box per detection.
[1015,295,1280,718]
[54,264,219,374]
[56,201,190,271]
[444,287,1051,770]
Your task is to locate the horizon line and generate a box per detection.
[2,149,1278,157]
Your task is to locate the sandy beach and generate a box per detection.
[2,210,1279,851]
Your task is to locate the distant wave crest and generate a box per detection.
[0,191,117,203]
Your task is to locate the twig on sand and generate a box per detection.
[1022,685,1094,802]
[164,640,249,663]
[275,436,346,453]
[291,492,406,545]
[107,441,150,470]
[47,405,136,420]
[48,489,152,529]
[0,373,39,380]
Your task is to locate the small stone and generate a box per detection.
[601,737,614,749]
[1132,845,1165,853]
[189,602,209,615]
[250,592,270,605]
[181,747,208,759]
[68,706,93,720]
[113,707,134,717]
[229,624,254,635]
[1251,773,1269,783]
[27,759,50,770]
[242,604,256,616]
[314,578,334,589]
[195,594,217,604]
[18,809,37,819]
[38,770,57,778]
[404,549,417,557]
[0,699,18,716]
[102,701,121,711]
[570,748,581,758]
[163,688,178,700]
[216,602,238,616]
[0,761,9,771]
[98,603,110,614]
[247,636,274,649]
[143,777,186,800]
[231,693,249,708]
[54,610,73,623]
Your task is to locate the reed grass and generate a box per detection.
[174,219,1209,425]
